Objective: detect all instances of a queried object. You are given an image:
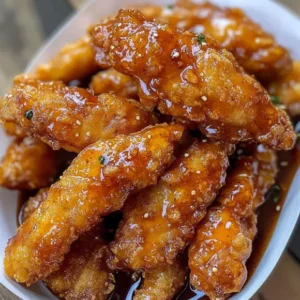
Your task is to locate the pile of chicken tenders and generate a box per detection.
[1,1,299,299]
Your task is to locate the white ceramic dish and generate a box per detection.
[0,0,300,299]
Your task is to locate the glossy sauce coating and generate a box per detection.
[268,61,300,116]
[90,68,138,98]
[188,146,277,300]
[109,140,233,270]
[3,122,27,138]
[91,10,295,150]
[0,137,57,190]
[4,124,184,285]
[138,1,292,82]
[134,257,188,300]
[35,36,99,83]
[0,75,157,152]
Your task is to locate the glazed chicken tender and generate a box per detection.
[35,36,99,83]
[0,76,156,152]
[109,140,233,270]
[139,1,292,82]
[3,122,27,138]
[0,137,57,190]
[188,146,277,300]
[91,10,295,150]
[90,68,138,98]
[134,257,188,300]
[4,124,184,285]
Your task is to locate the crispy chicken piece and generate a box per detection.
[20,190,115,299]
[91,10,295,150]
[268,61,300,116]
[0,137,57,190]
[0,76,157,152]
[134,257,188,300]
[3,122,27,138]
[45,226,115,300]
[109,139,233,270]
[34,36,99,83]
[188,146,277,300]
[138,1,292,82]
[90,68,138,98]
[4,124,184,285]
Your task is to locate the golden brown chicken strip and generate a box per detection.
[91,10,295,150]
[90,68,138,98]
[188,146,277,300]
[268,61,300,116]
[0,137,57,190]
[0,76,156,152]
[109,139,233,270]
[4,124,184,285]
[34,36,99,83]
[3,122,27,138]
[134,257,188,300]
[138,1,292,82]
[20,191,114,300]
[45,225,115,300]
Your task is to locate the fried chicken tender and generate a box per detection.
[0,137,57,190]
[138,1,292,82]
[35,36,99,83]
[91,10,295,150]
[188,146,277,300]
[90,68,138,98]
[109,140,233,270]
[4,124,184,285]
[268,61,300,116]
[0,76,157,152]
[3,122,27,138]
[20,191,115,299]
[45,226,115,300]
[134,257,188,300]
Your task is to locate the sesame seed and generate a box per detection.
[172,51,180,58]
[203,139,207,142]
[200,72,204,76]
[212,267,218,273]
[153,32,158,37]
[136,115,140,120]
[117,23,122,27]
[237,149,243,155]
[280,161,289,167]
[148,134,152,139]
[137,53,142,57]
[128,155,132,159]
[75,133,79,137]
[86,132,91,137]
[76,120,81,125]
[202,42,207,46]
[111,45,115,50]
[191,190,196,195]
[184,153,189,157]
[144,213,149,218]
[201,95,207,101]
[196,170,201,174]
[59,176,62,179]
[276,205,281,211]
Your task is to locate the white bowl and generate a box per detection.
[0,0,300,299]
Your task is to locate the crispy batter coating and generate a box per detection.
[35,36,99,83]
[268,61,300,116]
[109,140,233,270]
[0,76,157,152]
[188,146,277,300]
[45,226,115,300]
[91,10,295,150]
[138,1,292,82]
[21,188,49,223]
[90,68,138,98]
[4,124,184,285]
[0,137,57,190]
[134,257,188,300]
[3,122,27,138]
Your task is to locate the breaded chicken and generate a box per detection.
[4,124,184,285]
[188,146,277,300]
[0,75,157,152]
[0,137,57,190]
[45,226,115,300]
[134,257,188,300]
[268,61,300,116]
[91,10,295,150]
[138,1,292,82]
[90,68,138,98]
[109,140,233,270]
[3,122,27,138]
[35,36,99,83]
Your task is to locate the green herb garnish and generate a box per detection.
[269,184,281,204]
[271,95,280,105]
[24,109,33,120]
[99,156,106,164]
[167,4,174,9]
[197,33,206,45]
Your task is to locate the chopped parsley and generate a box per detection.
[167,4,174,9]
[197,33,206,45]
[271,95,280,105]
[24,109,33,120]
[269,184,281,204]
[99,156,106,164]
